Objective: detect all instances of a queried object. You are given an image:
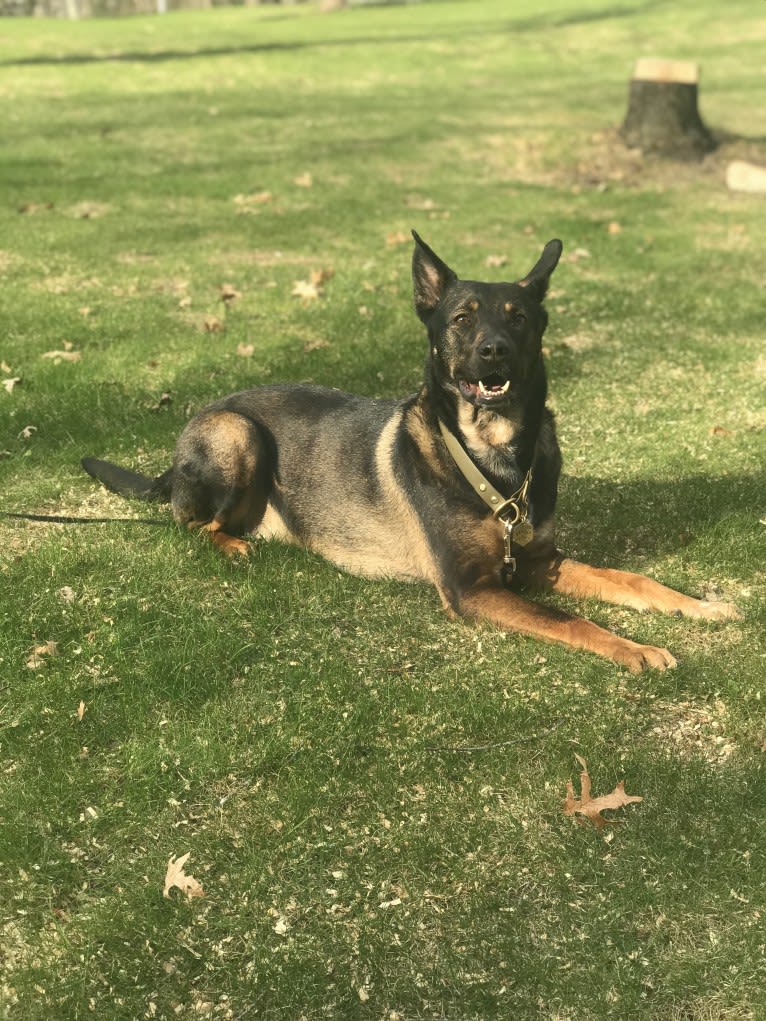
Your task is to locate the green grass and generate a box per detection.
[1,1,766,1018]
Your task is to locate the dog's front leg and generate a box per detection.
[458,582,676,673]
[516,554,741,620]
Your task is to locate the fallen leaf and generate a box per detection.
[232,191,273,214]
[150,392,173,411]
[310,268,334,288]
[406,196,437,211]
[18,201,54,214]
[203,314,224,333]
[303,338,329,353]
[563,754,642,830]
[564,247,591,264]
[386,230,409,247]
[607,221,622,235]
[1,361,11,373]
[485,254,508,268]
[68,201,110,219]
[18,424,37,440]
[77,700,86,721]
[293,172,313,188]
[26,640,59,670]
[560,333,593,353]
[220,283,241,303]
[78,306,91,317]
[236,343,255,358]
[41,349,82,363]
[163,852,205,901]
[58,586,76,603]
[292,279,321,302]
[3,377,21,394]
[710,425,733,437]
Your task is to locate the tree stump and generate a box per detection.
[620,58,716,160]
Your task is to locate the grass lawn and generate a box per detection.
[1,0,765,1017]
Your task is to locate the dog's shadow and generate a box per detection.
[555,470,763,568]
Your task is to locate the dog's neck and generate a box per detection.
[424,390,538,497]
[454,401,524,482]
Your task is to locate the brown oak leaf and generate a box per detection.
[163,852,204,901]
[563,754,643,830]
[41,349,82,364]
[310,267,334,288]
[292,279,320,301]
[220,283,241,303]
[26,640,59,670]
[203,314,224,333]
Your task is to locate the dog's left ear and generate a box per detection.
[518,239,563,301]
[412,230,458,322]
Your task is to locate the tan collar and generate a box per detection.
[438,418,532,523]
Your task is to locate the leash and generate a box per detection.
[0,510,168,526]
[437,418,533,579]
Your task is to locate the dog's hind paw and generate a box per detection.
[210,531,251,558]
[191,519,251,558]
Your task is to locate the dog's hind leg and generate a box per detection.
[170,410,274,557]
[516,553,741,620]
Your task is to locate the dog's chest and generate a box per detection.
[457,404,519,481]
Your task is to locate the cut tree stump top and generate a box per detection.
[632,58,699,85]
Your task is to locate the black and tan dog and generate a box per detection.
[82,233,738,672]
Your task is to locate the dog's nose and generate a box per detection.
[479,338,509,361]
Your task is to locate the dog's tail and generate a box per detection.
[81,457,173,503]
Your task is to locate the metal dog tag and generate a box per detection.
[513,519,534,547]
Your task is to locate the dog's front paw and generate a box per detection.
[615,640,678,674]
[694,600,743,622]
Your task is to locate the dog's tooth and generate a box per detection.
[477,379,510,397]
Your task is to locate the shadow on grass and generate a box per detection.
[557,470,763,565]
[0,1,665,69]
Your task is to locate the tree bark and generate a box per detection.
[620,58,716,161]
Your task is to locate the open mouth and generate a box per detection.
[458,374,511,405]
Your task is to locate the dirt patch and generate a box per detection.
[568,129,766,192]
[453,123,766,201]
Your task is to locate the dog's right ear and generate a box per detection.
[412,230,458,322]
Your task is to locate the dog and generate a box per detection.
[82,232,739,672]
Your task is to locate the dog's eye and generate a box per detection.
[452,312,470,326]
[509,310,527,326]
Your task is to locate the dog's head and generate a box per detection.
[412,231,562,417]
